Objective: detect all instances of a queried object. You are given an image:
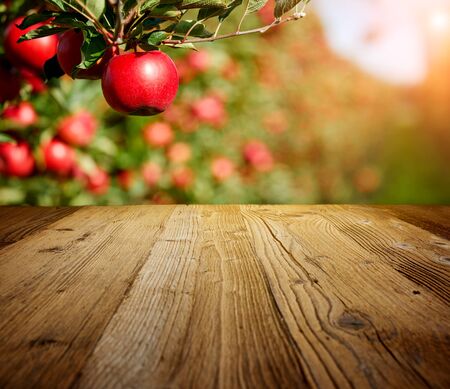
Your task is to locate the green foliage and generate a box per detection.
[83,0,106,19]
[77,27,107,69]
[18,25,67,42]
[246,0,268,15]
[166,20,213,37]
[274,0,305,18]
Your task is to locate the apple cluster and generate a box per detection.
[2,16,179,116]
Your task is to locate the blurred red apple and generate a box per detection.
[353,166,381,194]
[57,110,97,146]
[163,104,199,133]
[117,170,134,190]
[0,141,34,177]
[243,140,274,172]
[2,101,37,126]
[191,95,226,127]
[211,157,235,181]
[42,139,75,175]
[221,58,241,81]
[186,50,211,73]
[142,161,162,187]
[258,0,275,25]
[143,122,174,148]
[171,166,194,189]
[86,167,110,195]
[167,142,191,164]
[4,16,58,73]
[19,68,47,93]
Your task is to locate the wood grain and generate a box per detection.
[375,205,450,240]
[0,205,175,388]
[0,206,78,249]
[0,205,449,389]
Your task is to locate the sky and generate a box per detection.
[313,0,450,85]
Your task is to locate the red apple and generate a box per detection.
[42,139,75,175]
[4,16,58,73]
[57,29,113,79]
[171,166,194,189]
[0,60,21,103]
[57,110,97,146]
[211,157,235,181]
[167,142,191,164]
[143,122,174,148]
[2,101,37,126]
[101,51,179,115]
[243,140,274,172]
[141,161,162,187]
[191,95,226,127]
[117,170,134,190]
[19,68,47,93]
[0,141,34,177]
[86,167,110,195]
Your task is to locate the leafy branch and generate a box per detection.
[163,10,306,45]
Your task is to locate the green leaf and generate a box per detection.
[246,0,268,14]
[16,12,55,30]
[180,0,228,9]
[274,0,304,18]
[76,28,107,70]
[167,20,213,38]
[168,42,197,50]
[145,30,169,45]
[140,0,161,12]
[17,25,67,42]
[142,18,164,29]
[0,133,16,143]
[150,5,182,18]
[45,0,69,11]
[82,0,106,19]
[52,13,90,29]
[218,0,242,21]
[197,7,225,20]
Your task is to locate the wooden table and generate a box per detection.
[0,205,449,389]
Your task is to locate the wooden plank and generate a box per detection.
[1,205,449,389]
[0,206,78,247]
[374,205,450,240]
[326,205,450,303]
[240,205,450,389]
[0,205,175,389]
[76,205,309,388]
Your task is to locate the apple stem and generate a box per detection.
[109,0,125,44]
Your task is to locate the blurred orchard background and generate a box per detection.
[0,0,449,205]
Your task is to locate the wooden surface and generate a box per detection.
[0,205,449,389]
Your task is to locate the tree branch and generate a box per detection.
[61,0,113,43]
[163,12,306,46]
